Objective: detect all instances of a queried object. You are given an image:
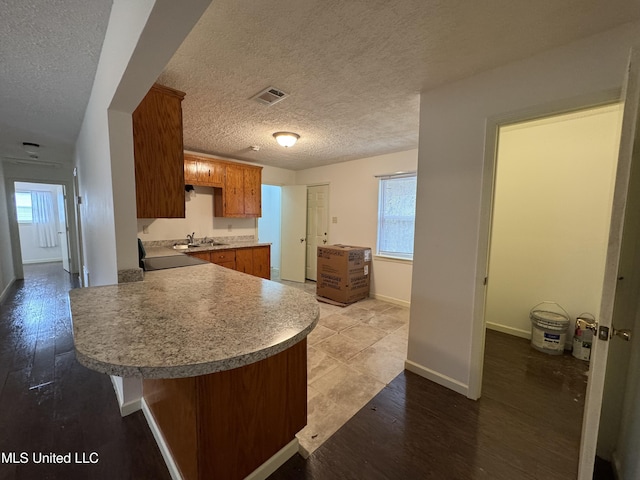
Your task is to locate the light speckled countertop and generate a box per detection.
[143,241,271,259]
[69,263,319,379]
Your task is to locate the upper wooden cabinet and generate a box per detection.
[184,153,224,188]
[184,154,262,218]
[133,83,186,219]
[215,163,262,218]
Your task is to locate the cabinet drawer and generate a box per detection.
[211,249,236,264]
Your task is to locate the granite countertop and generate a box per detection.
[69,263,319,379]
[142,238,270,259]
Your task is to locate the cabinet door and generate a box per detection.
[244,168,262,217]
[252,246,271,279]
[235,248,253,274]
[211,249,236,265]
[224,165,245,216]
[186,251,211,262]
[133,84,186,218]
[184,155,198,184]
[197,160,225,187]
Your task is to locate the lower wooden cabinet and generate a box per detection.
[187,246,270,279]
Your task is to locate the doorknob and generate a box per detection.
[613,327,632,342]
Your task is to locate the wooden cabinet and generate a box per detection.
[133,83,186,218]
[184,154,261,218]
[184,153,225,188]
[214,163,262,218]
[251,246,271,279]
[188,251,211,262]
[187,246,270,279]
[210,249,236,270]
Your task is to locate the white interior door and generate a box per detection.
[280,185,307,282]
[56,185,71,272]
[305,185,329,281]
[578,47,640,480]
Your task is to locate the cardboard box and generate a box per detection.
[317,245,372,305]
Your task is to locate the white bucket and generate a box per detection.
[530,302,570,355]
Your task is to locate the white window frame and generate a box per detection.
[376,172,417,261]
[15,191,33,224]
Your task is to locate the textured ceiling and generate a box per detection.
[0,0,112,166]
[1,1,638,171]
[159,0,640,170]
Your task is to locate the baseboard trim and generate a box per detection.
[404,359,469,397]
[245,438,300,480]
[110,376,141,417]
[22,258,63,265]
[142,398,183,480]
[371,293,410,308]
[142,397,299,480]
[0,277,16,305]
[486,322,531,339]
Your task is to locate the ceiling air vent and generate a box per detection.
[251,86,288,106]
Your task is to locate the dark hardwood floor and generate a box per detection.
[0,263,170,480]
[270,330,590,480]
[1,263,595,480]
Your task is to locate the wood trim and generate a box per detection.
[151,82,186,100]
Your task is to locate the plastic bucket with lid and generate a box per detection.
[529,302,570,355]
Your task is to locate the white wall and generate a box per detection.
[486,105,621,344]
[296,149,417,305]
[258,185,282,269]
[0,161,15,302]
[74,0,211,286]
[408,22,639,397]
[16,182,65,264]
[137,186,256,241]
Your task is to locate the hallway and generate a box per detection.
[0,263,169,480]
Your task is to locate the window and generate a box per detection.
[15,191,33,223]
[377,173,417,260]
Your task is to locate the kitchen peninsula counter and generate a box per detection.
[69,264,319,480]
[69,263,318,378]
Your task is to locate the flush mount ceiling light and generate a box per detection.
[273,132,299,148]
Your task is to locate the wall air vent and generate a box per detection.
[251,86,288,106]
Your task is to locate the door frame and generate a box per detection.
[471,88,622,399]
[4,175,80,279]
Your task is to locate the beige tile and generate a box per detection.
[319,313,359,332]
[375,328,409,358]
[314,332,372,362]
[318,302,345,317]
[341,324,387,346]
[310,363,385,416]
[341,306,375,322]
[348,344,405,384]
[307,324,335,346]
[297,392,354,456]
[307,384,322,402]
[362,313,407,333]
[356,298,396,313]
[307,346,341,383]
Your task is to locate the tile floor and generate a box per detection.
[275,275,410,456]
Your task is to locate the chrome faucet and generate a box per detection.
[187,232,195,244]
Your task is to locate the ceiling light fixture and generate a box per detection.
[273,132,299,148]
[22,142,40,155]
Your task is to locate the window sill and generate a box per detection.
[374,255,413,265]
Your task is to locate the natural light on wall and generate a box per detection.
[377,172,417,260]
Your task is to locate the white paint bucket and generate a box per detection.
[530,302,570,355]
